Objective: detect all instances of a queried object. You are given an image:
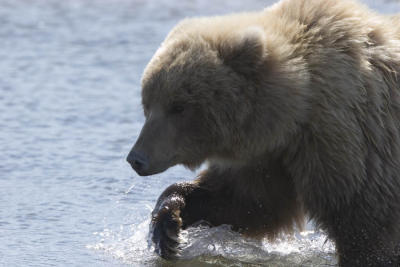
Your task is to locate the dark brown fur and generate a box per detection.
[127,0,400,265]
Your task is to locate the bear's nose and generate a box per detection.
[127,150,149,175]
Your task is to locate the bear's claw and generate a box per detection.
[150,206,182,260]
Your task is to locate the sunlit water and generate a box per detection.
[1,0,400,266]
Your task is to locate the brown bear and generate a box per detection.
[126,0,400,266]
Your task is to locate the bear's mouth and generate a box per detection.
[135,167,169,176]
[131,162,171,176]
[130,156,176,177]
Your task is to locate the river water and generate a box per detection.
[1,0,400,266]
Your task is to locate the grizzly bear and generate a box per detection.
[126,0,400,266]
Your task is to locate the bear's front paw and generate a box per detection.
[149,206,183,260]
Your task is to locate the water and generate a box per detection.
[1,0,400,266]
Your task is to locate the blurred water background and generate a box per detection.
[1,0,400,266]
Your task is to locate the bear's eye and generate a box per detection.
[170,104,185,114]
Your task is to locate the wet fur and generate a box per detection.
[136,0,400,265]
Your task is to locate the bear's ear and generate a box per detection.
[218,27,266,76]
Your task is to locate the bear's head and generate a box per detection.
[127,21,308,176]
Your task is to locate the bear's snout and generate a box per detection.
[127,150,149,176]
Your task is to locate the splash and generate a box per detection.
[88,219,336,266]
[178,224,336,266]
[87,219,158,266]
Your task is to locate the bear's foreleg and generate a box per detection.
[150,161,303,259]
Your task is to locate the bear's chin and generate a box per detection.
[182,161,202,172]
